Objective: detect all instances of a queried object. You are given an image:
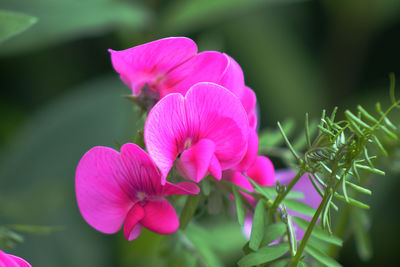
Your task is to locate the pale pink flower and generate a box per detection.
[144,82,249,184]
[0,250,31,267]
[75,143,199,241]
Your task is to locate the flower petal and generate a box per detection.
[144,93,187,184]
[0,250,19,267]
[162,181,200,196]
[75,146,134,234]
[120,143,163,196]
[241,86,257,116]
[219,54,245,98]
[7,255,31,267]
[123,204,145,241]
[109,37,197,95]
[234,128,259,172]
[175,138,216,183]
[246,156,275,186]
[165,51,228,97]
[185,82,249,169]
[141,199,179,234]
[208,154,222,180]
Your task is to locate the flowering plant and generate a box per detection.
[70,37,400,266]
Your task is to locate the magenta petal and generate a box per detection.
[241,86,257,115]
[75,146,134,234]
[175,139,216,183]
[235,128,259,172]
[246,156,275,186]
[120,143,163,196]
[141,199,179,234]
[162,181,200,196]
[165,51,228,97]
[219,54,245,98]
[109,37,197,95]
[8,255,31,267]
[0,251,19,267]
[208,154,222,180]
[185,82,249,169]
[123,204,145,241]
[144,93,187,184]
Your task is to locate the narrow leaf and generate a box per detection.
[283,199,316,217]
[180,194,200,229]
[293,217,343,247]
[232,186,245,226]
[238,243,289,267]
[305,244,342,267]
[0,10,37,42]
[261,223,287,246]
[249,200,265,250]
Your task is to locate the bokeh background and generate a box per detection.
[1,0,400,266]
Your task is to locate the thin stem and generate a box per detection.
[270,167,306,214]
[290,189,331,267]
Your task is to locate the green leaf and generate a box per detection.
[269,258,290,267]
[352,209,373,261]
[179,194,200,230]
[283,199,316,217]
[238,243,289,267]
[0,0,150,54]
[0,10,37,43]
[261,223,286,246]
[249,200,265,250]
[8,224,64,235]
[232,186,246,226]
[305,244,341,267]
[292,217,343,247]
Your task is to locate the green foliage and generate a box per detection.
[249,200,265,250]
[237,243,289,267]
[0,10,37,43]
[0,0,150,54]
[179,194,201,230]
[232,186,246,227]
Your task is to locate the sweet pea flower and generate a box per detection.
[0,250,31,267]
[109,37,258,129]
[75,143,199,241]
[144,82,249,184]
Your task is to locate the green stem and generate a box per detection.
[290,189,331,267]
[270,167,306,214]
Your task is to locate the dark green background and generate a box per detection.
[1,0,400,266]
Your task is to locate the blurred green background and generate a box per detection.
[1,0,400,266]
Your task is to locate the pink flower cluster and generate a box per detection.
[75,37,274,241]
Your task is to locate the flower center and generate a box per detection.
[184,138,192,150]
[136,192,147,201]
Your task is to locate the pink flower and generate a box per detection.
[224,156,276,204]
[144,82,250,184]
[0,250,31,267]
[75,143,199,241]
[109,37,258,129]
